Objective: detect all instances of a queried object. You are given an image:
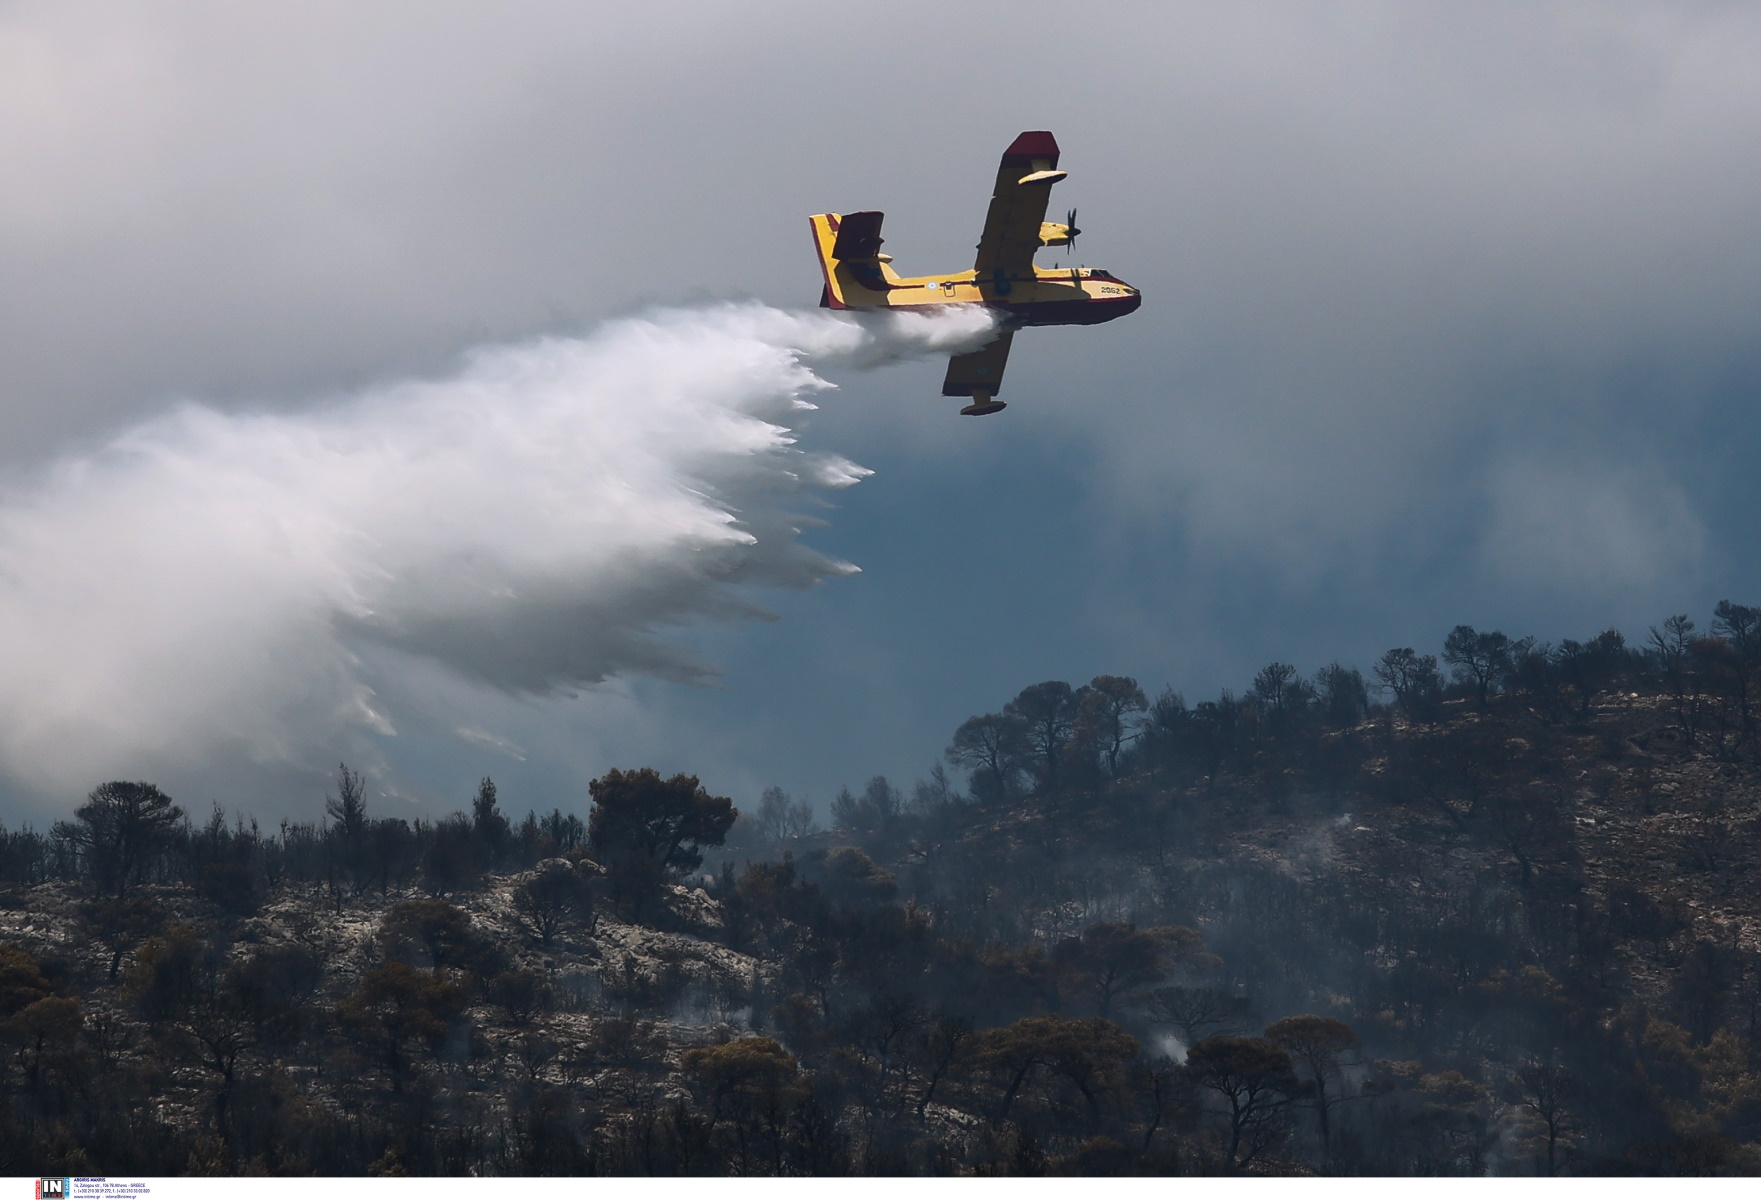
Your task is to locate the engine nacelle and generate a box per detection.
[1038,221,1076,247]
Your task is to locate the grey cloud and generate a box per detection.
[2,3,1759,818]
[1477,454,1708,600]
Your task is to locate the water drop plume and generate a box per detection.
[0,302,998,796]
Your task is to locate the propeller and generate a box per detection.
[1064,207,1081,254]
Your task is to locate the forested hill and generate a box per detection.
[1,604,1759,1176]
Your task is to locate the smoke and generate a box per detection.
[0,302,997,799]
[1478,452,1708,599]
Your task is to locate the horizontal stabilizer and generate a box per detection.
[831,210,885,261]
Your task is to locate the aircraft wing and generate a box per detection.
[942,331,1014,397]
[973,131,1064,279]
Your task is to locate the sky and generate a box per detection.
[1,1,1759,824]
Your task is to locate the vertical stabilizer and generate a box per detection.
[809,214,848,308]
[810,211,893,310]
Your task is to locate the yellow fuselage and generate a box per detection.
[810,214,1141,327]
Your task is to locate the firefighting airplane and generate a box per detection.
[811,130,1140,415]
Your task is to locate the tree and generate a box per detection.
[336,962,463,1093]
[1249,662,1315,742]
[1649,615,1701,748]
[4,996,83,1092]
[1265,1015,1360,1158]
[1136,688,1190,780]
[1510,1059,1574,1176]
[186,805,265,915]
[1040,1020,1140,1116]
[1442,625,1513,710]
[914,1014,976,1116]
[363,817,417,897]
[1677,940,1738,1043]
[0,945,55,1020]
[1373,649,1441,720]
[1711,599,1761,735]
[123,924,204,1025]
[946,713,1025,803]
[976,1015,1138,1120]
[470,777,511,868]
[1477,786,1577,891]
[379,899,488,975]
[907,766,958,816]
[844,992,926,1107]
[1553,629,1627,716]
[1003,681,1079,790]
[512,861,593,945]
[227,943,322,1051]
[830,777,899,834]
[1074,675,1149,776]
[0,949,73,1094]
[324,763,368,893]
[420,814,482,897]
[1186,694,1244,784]
[1313,664,1370,729]
[537,809,587,855]
[54,780,184,900]
[817,845,898,909]
[588,768,736,920]
[681,1036,806,1175]
[324,763,367,839]
[1248,663,1298,714]
[490,968,553,1026]
[1129,1054,1193,1157]
[1144,986,1256,1048]
[122,926,291,1121]
[1251,662,1296,708]
[1505,637,1566,718]
[1607,884,1687,955]
[0,825,50,887]
[751,787,817,842]
[588,768,737,876]
[1053,922,1207,1018]
[1185,1036,1300,1171]
[79,897,166,982]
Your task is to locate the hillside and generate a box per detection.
[2,617,1760,1176]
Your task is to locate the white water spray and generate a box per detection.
[0,303,997,796]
